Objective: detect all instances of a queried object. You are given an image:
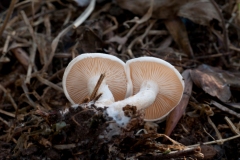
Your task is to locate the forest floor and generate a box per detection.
[0,0,240,159]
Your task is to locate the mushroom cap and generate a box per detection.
[63,53,130,104]
[126,57,184,121]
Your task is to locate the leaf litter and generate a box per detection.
[0,0,240,159]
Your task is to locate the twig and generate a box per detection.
[48,68,66,81]
[31,91,51,110]
[90,2,111,19]
[225,102,240,109]
[203,127,215,141]
[211,100,240,118]
[7,35,30,45]
[36,75,63,92]
[0,84,18,110]
[41,24,72,73]
[0,66,24,97]
[195,52,233,59]
[127,19,156,50]
[54,144,77,150]
[225,13,236,29]
[25,42,37,84]
[148,30,168,35]
[63,7,72,26]
[20,78,37,109]
[117,0,154,51]
[43,7,52,37]
[90,74,105,100]
[138,146,203,160]
[0,109,16,118]
[210,0,229,53]
[103,15,118,35]
[207,116,223,144]
[73,0,96,28]
[0,0,18,37]
[20,10,40,59]
[224,116,240,135]
[188,134,240,147]
[1,32,13,60]
[213,43,229,67]
[0,116,9,127]
[54,53,72,58]
[11,47,29,70]
[14,0,57,8]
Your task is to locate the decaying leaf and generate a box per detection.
[190,64,240,102]
[164,17,194,57]
[1,0,240,159]
[115,0,221,25]
[115,0,221,57]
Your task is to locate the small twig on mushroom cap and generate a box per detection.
[90,73,105,101]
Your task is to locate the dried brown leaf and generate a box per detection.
[190,64,240,102]
[178,0,221,25]
[164,17,194,57]
[116,0,221,25]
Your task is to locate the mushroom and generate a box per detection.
[107,57,184,123]
[62,53,131,107]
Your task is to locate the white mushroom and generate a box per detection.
[62,53,131,107]
[107,57,184,124]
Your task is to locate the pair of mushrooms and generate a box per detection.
[62,53,184,123]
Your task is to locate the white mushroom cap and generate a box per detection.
[62,53,131,104]
[126,57,184,121]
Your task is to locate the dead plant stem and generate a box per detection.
[0,0,18,37]
[25,42,37,84]
[0,84,18,110]
[90,74,105,100]
[36,75,63,92]
[207,116,223,144]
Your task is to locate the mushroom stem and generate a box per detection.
[88,75,115,108]
[107,81,159,123]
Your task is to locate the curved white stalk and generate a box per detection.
[88,75,115,108]
[106,81,159,125]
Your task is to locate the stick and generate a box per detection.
[138,146,203,160]
[73,0,96,29]
[225,116,240,135]
[211,100,240,118]
[0,84,18,110]
[90,73,105,100]
[36,75,63,92]
[188,134,240,147]
[25,42,37,84]
[0,0,18,37]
